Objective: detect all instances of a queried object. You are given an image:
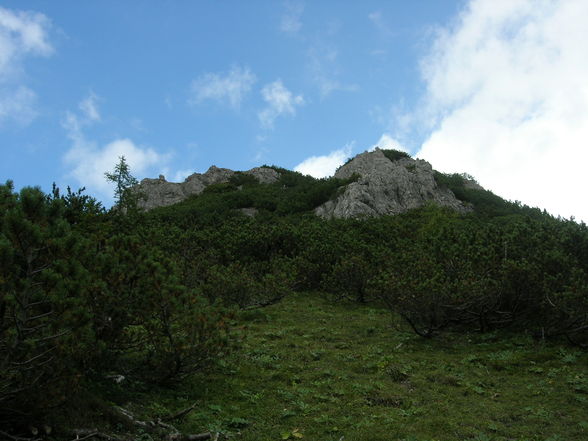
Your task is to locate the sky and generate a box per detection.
[1,0,588,221]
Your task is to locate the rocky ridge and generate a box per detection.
[315,148,471,218]
[135,149,476,217]
[136,166,280,210]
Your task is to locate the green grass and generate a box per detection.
[84,293,588,441]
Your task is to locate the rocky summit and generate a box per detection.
[315,148,471,219]
[136,165,280,210]
[135,148,476,217]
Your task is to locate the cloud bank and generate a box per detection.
[414,0,588,221]
[0,6,52,126]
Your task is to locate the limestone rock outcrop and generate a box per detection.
[135,149,473,217]
[315,149,470,219]
[136,166,280,210]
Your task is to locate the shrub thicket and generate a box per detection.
[144,170,588,346]
[3,158,588,431]
[0,180,237,429]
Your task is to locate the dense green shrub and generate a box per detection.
[381,149,411,162]
[0,181,239,429]
[367,209,588,340]
[144,176,588,344]
[198,259,295,309]
[6,149,588,432]
[0,183,94,423]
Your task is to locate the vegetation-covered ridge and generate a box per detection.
[1,154,588,440]
[135,148,473,217]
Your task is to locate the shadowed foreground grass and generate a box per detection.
[102,293,588,441]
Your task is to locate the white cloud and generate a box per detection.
[189,66,256,109]
[0,6,52,126]
[258,80,304,129]
[63,95,167,201]
[294,143,353,178]
[0,6,52,76]
[370,49,387,58]
[368,11,393,37]
[171,169,193,182]
[0,85,37,125]
[65,138,164,196]
[414,0,588,221]
[79,92,100,122]
[368,11,382,24]
[371,134,409,152]
[280,1,304,34]
[307,46,357,99]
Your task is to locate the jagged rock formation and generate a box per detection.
[136,166,280,210]
[315,149,471,219]
[136,149,475,217]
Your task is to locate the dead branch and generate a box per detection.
[242,294,287,311]
[167,433,212,441]
[70,429,124,441]
[70,430,98,441]
[113,406,212,441]
[0,430,41,441]
[27,310,55,322]
[161,403,198,422]
[32,330,69,343]
[114,407,149,429]
[10,346,55,366]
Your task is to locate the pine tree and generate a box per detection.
[0,183,94,422]
[104,156,140,211]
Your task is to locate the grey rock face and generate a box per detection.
[134,176,186,210]
[238,207,259,217]
[463,178,484,191]
[136,166,280,210]
[247,167,280,184]
[315,149,470,219]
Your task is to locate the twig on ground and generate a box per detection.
[0,430,41,441]
[167,432,212,441]
[161,403,198,422]
[114,406,211,441]
[69,429,124,441]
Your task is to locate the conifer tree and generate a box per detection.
[104,156,140,211]
[0,182,93,423]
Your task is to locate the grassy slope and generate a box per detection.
[146,293,588,441]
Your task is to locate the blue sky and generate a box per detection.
[2,1,588,221]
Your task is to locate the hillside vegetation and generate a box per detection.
[1,153,588,440]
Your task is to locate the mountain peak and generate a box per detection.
[315,148,471,218]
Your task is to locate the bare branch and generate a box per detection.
[168,433,212,441]
[0,430,41,441]
[69,429,125,441]
[161,403,198,422]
